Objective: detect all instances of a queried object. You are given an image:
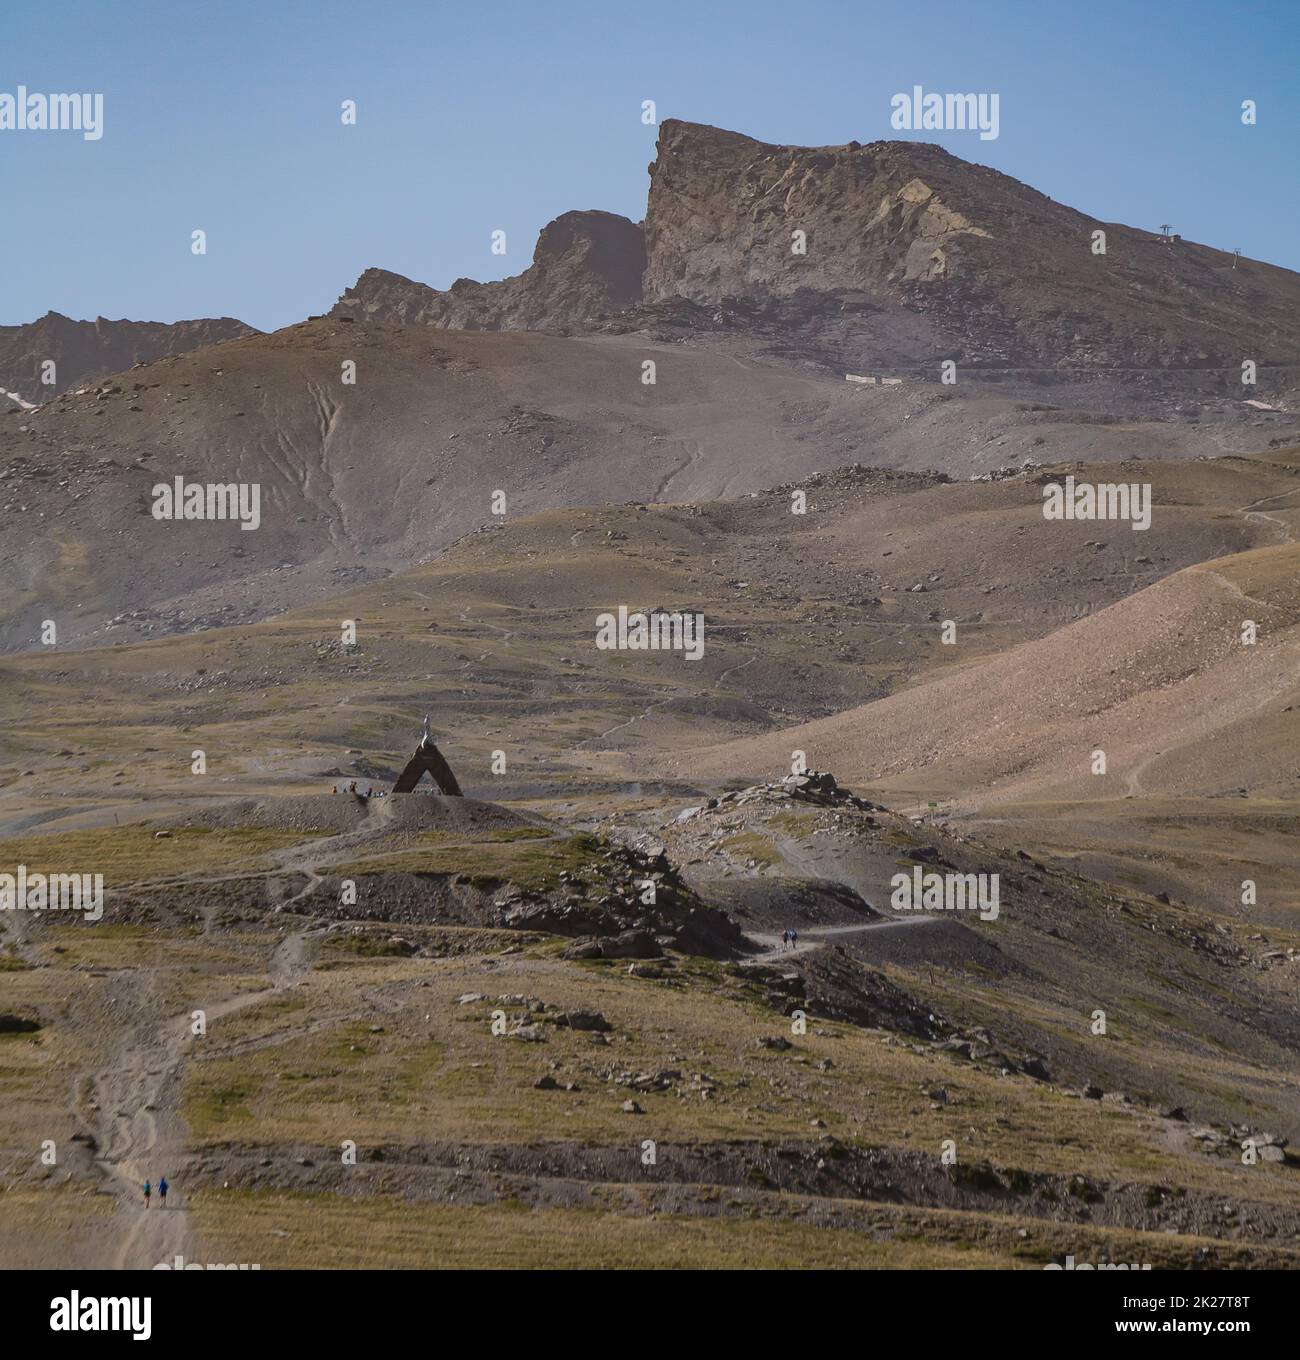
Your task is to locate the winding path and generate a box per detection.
[742,916,937,963]
[75,932,311,1270]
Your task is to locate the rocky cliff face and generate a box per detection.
[332,209,645,332]
[644,121,994,303]
[642,120,1300,370]
[0,311,257,407]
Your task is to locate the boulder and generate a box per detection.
[599,929,661,960]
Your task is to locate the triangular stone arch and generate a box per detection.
[392,716,463,796]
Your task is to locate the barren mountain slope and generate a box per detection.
[674,541,1300,807]
[9,317,1288,653]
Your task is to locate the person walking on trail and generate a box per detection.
[781,929,790,950]
[790,929,799,950]
[159,1176,169,1208]
[143,1180,151,1209]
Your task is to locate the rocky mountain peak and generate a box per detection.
[642,119,1300,369]
[332,208,644,332]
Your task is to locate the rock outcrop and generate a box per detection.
[643,121,992,305]
[332,209,645,332]
[0,310,257,407]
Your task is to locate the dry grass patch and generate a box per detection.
[187,1186,1300,1270]
[0,826,316,885]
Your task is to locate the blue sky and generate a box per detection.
[2,0,1296,331]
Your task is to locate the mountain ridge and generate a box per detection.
[0,310,258,407]
[326,119,1300,384]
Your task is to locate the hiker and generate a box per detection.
[143,1179,151,1209]
[159,1176,169,1208]
[781,929,790,950]
[790,929,799,949]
